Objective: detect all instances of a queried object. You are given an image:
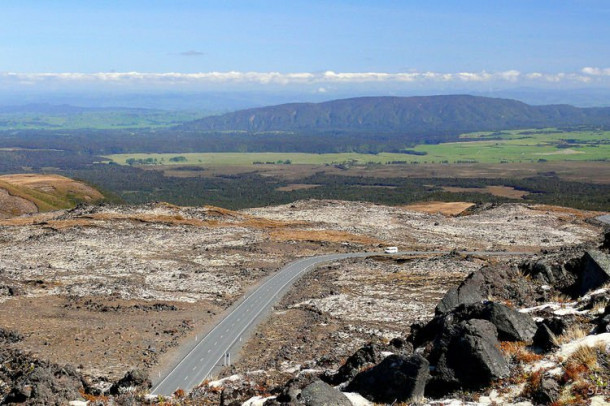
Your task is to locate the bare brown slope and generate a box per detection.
[0,174,104,218]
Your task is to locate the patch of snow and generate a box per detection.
[519,303,563,313]
[242,395,276,406]
[590,395,610,406]
[343,391,373,406]
[68,402,89,406]
[554,307,588,316]
[582,288,609,301]
[297,368,322,377]
[525,359,557,373]
[558,333,610,360]
[380,351,394,358]
[208,374,241,388]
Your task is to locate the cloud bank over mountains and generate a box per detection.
[2,68,609,92]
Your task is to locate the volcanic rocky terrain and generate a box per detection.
[0,199,607,405]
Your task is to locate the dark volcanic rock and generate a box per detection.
[220,385,259,406]
[593,304,610,334]
[422,302,537,346]
[435,270,485,314]
[426,319,509,396]
[345,354,429,404]
[299,380,351,406]
[477,302,537,342]
[577,250,610,296]
[110,369,151,395]
[268,374,318,405]
[0,348,86,405]
[436,264,538,315]
[532,378,561,405]
[321,343,384,385]
[520,259,578,292]
[450,320,510,388]
[0,327,23,343]
[601,231,610,252]
[533,323,559,353]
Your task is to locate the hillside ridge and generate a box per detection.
[180,95,610,138]
[0,174,104,218]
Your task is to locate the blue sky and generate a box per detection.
[1,0,609,93]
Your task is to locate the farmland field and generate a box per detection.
[106,128,610,166]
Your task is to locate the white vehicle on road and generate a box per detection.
[384,246,398,254]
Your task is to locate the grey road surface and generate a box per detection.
[150,250,528,396]
[598,215,610,226]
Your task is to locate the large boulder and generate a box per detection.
[436,271,486,314]
[436,264,538,315]
[109,369,151,395]
[321,343,386,385]
[425,319,509,396]
[533,323,559,353]
[577,250,610,296]
[520,259,578,292]
[266,374,317,405]
[299,381,351,406]
[344,354,429,404]
[0,349,86,405]
[424,302,537,345]
[476,302,537,342]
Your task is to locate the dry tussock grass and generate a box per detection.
[0,174,103,200]
[566,344,600,371]
[499,341,543,364]
[558,325,589,345]
[401,201,475,216]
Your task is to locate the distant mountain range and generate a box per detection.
[0,103,156,114]
[180,95,610,137]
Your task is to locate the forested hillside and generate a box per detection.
[180,95,610,142]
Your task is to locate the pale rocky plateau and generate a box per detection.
[0,199,607,405]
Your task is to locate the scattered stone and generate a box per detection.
[300,380,351,406]
[0,348,85,405]
[532,378,560,405]
[221,385,259,406]
[533,323,559,353]
[578,250,610,296]
[477,302,537,342]
[436,264,538,315]
[0,327,23,343]
[435,270,485,314]
[321,343,384,385]
[109,369,151,395]
[426,319,509,396]
[601,231,610,252]
[345,354,429,404]
[268,374,318,405]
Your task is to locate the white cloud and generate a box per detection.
[582,67,610,76]
[0,68,608,88]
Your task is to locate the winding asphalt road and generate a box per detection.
[151,250,530,395]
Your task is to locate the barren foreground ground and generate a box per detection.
[0,200,604,384]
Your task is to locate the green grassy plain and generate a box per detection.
[0,110,207,130]
[106,128,610,166]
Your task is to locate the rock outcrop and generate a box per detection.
[436,264,537,314]
[424,319,509,396]
[109,369,151,395]
[345,354,429,404]
[299,380,352,406]
[0,348,86,405]
[577,250,610,296]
